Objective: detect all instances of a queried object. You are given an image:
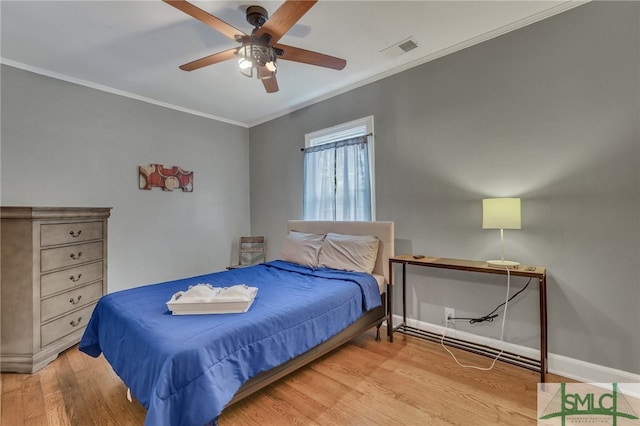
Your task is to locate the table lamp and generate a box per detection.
[482,198,521,268]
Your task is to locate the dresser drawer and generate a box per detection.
[41,221,103,247]
[41,241,103,272]
[41,303,97,347]
[41,261,103,297]
[41,281,103,323]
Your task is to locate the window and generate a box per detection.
[303,116,375,221]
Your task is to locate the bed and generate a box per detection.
[79,220,394,426]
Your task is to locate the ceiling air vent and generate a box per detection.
[380,37,419,59]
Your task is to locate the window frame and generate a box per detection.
[304,116,376,221]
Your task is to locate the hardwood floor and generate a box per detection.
[1,328,570,425]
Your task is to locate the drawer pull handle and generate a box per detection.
[69,295,82,305]
[69,317,83,327]
[69,230,82,238]
[69,273,82,282]
[69,251,83,260]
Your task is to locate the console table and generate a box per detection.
[388,255,547,382]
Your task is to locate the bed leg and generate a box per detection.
[375,323,382,341]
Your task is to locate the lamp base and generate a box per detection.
[487,260,520,269]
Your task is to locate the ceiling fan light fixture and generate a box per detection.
[265,60,277,72]
[237,41,278,79]
[238,57,253,70]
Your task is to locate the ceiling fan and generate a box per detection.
[163,0,347,93]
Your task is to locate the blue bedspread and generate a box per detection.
[79,261,381,426]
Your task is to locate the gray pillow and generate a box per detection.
[318,232,379,274]
[280,230,326,267]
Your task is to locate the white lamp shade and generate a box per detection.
[482,198,521,229]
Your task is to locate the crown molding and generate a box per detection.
[0,58,249,128]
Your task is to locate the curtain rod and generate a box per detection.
[300,132,373,152]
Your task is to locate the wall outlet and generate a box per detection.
[444,307,455,325]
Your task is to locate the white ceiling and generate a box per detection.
[1,1,584,127]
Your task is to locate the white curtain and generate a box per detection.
[303,136,371,221]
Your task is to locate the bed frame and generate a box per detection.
[228,220,394,406]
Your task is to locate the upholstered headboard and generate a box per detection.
[287,221,395,283]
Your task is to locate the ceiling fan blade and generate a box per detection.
[163,0,246,40]
[261,75,279,93]
[275,44,346,70]
[254,0,317,44]
[179,48,238,71]
[257,66,273,80]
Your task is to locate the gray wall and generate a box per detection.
[249,2,640,374]
[1,65,251,292]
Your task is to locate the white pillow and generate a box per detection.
[280,231,326,267]
[318,232,379,274]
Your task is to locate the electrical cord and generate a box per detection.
[449,277,531,324]
[440,267,515,371]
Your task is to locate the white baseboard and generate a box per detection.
[392,315,640,388]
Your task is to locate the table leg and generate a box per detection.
[402,262,407,326]
[539,275,548,383]
[387,260,394,342]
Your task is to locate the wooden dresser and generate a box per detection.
[1,207,111,373]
